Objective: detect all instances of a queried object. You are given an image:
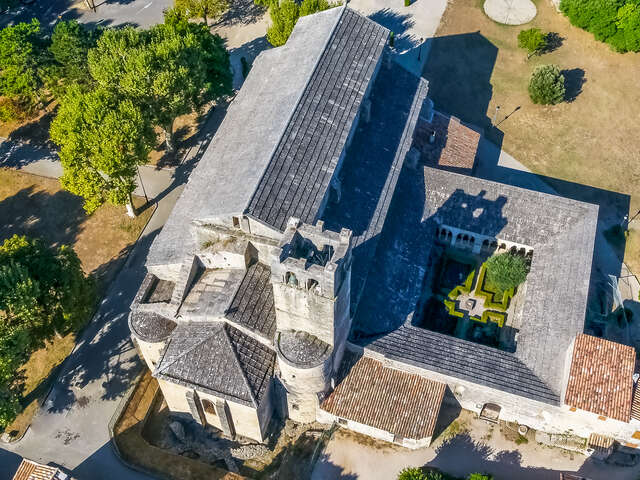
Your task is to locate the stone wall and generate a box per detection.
[157,379,270,442]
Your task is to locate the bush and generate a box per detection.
[468,475,493,480]
[528,64,565,105]
[405,0,411,6]
[266,0,335,46]
[389,31,395,48]
[398,467,425,480]
[517,28,547,56]
[560,0,640,52]
[484,253,529,294]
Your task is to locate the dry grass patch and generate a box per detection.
[424,0,640,267]
[0,169,152,287]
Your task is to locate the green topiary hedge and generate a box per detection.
[474,265,514,311]
[444,299,465,318]
[447,268,476,300]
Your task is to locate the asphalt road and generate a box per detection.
[1,0,173,29]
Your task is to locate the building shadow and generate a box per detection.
[369,8,416,52]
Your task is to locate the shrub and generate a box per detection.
[468,475,493,480]
[389,31,395,48]
[517,28,547,56]
[474,265,513,311]
[484,253,529,294]
[528,64,565,105]
[266,0,335,46]
[404,0,411,6]
[398,467,425,480]
[241,56,251,78]
[560,0,640,52]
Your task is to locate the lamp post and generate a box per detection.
[417,37,424,62]
[493,105,500,125]
[137,166,149,204]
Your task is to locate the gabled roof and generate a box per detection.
[245,8,389,231]
[146,6,388,268]
[155,322,275,407]
[565,334,635,422]
[12,459,66,480]
[321,351,446,440]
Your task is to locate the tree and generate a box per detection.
[397,467,426,480]
[517,28,547,57]
[560,0,640,52]
[50,86,156,215]
[0,235,95,339]
[266,0,334,47]
[528,64,566,105]
[48,20,99,95]
[87,12,231,153]
[0,19,50,121]
[484,253,530,294]
[175,0,230,26]
[468,475,493,480]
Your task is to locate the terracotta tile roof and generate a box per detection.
[559,474,590,480]
[12,459,64,480]
[321,351,446,440]
[413,112,481,172]
[588,432,615,452]
[565,334,635,422]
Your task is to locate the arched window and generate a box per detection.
[285,272,298,287]
[518,247,526,256]
[202,399,216,415]
[307,279,319,291]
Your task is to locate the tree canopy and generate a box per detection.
[266,0,334,47]
[174,0,230,25]
[560,0,640,52]
[517,28,547,56]
[49,20,99,93]
[484,253,530,294]
[528,64,566,105]
[0,235,94,429]
[0,19,49,121]
[51,85,156,214]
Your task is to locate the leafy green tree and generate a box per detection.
[87,11,231,153]
[266,0,334,47]
[517,28,547,57]
[397,467,425,480]
[50,86,156,215]
[0,19,50,121]
[560,0,640,52]
[175,0,230,26]
[0,235,95,338]
[528,64,566,105]
[48,20,99,94]
[485,253,530,294]
[468,474,493,480]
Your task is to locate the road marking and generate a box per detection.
[137,1,153,14]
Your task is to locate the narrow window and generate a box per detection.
[201,399,216,416]
[232,216,240,228]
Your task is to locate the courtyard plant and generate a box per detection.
[265,0,337,47]
[517,28,547,57]
[484,252,529,295]
[528,64,565,105]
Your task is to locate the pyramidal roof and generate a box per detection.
[155,322,275,407]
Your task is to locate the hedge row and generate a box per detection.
[474,265,514,311]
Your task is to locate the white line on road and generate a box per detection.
[136,1,154,14]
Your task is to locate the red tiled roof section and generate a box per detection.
[12,459,61,480]
[565,334,635,422]
[413,112,481,171]
[632,383,640,421]
[321,352,446,440]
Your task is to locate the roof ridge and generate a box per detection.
[155,323,222,374]
[243,5,348,226]
[223,323,259,406]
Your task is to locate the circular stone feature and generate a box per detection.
[277,330,332,368]
[483,0,536,25]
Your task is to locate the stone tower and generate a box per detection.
[271,218,352,422]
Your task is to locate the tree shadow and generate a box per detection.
[227,35,270,89]
[563,68,586,103]
[0,186,86,250]
[544,32,564,53]
[216,0,266,28]
[7,107,56,148]
[369,8,416,52]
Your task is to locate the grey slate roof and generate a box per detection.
[147,7,345,267]
[321,61,428,310]
[245,8,389,231]
[146,6,388,268]
[353,166,598,404]
[225,262,276,340]
[155,322,275,407]
[277,330,332,367]
[129,311,177,343]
